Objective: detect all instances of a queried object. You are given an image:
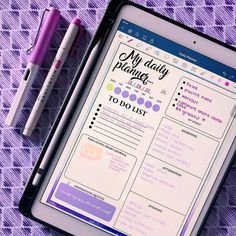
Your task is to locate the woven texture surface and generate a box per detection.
[0,0,235,235]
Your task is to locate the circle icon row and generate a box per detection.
[107,84,160,112]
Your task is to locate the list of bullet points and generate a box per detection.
[89,104,102,129]
[173,81,185,107]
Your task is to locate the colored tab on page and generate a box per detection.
[55,183,116,221]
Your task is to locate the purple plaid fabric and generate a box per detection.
[0,0,235,235]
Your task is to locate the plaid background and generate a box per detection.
[0,0,235,235]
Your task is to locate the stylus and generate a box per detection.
[5,8,60,127]
[23,18,82,137]
[32,41,101,186]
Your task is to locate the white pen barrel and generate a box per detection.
[5,63,39,127]
[23,106,42,136]
[23,60,61,136]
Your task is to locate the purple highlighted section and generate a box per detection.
[137,97,144,105]
[55,183,116,222]
[114,87,121,95]
[122,90,129,98]
[145,101,152,108]
[129,94,137,101]
[113,87,159,112]
[153,104,160,112]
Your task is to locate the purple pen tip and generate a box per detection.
[49,7,60,15]
[72,18,81,26]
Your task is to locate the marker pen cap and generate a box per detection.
[28,7,60,65]
[68,18,82,55]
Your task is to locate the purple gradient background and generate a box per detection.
[0,0,235,235]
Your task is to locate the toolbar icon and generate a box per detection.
[127,29,132,34]
[149,39,154,44]
[210,75,215,80]
[173,58,178,63]
[142,35,147,40]
[182,63,188,68]
[154,50,160,56]
[146,46,152,51]
[164,54,169,59]
[135,32,139,37]
[136,42,142,47]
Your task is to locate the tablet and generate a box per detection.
[20,1,236,236]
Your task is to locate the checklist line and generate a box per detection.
[96,121,141,141]
[93,130,137,150]
[103,107,146,128]
[100,113,144,133]
[94,125,139,146]
[97,120,143,138]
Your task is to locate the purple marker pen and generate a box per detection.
[23,18,82,137]
[5,7,60,127]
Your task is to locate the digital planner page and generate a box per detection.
[42,20,236,236]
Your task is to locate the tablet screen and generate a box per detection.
[41,19,236,236]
